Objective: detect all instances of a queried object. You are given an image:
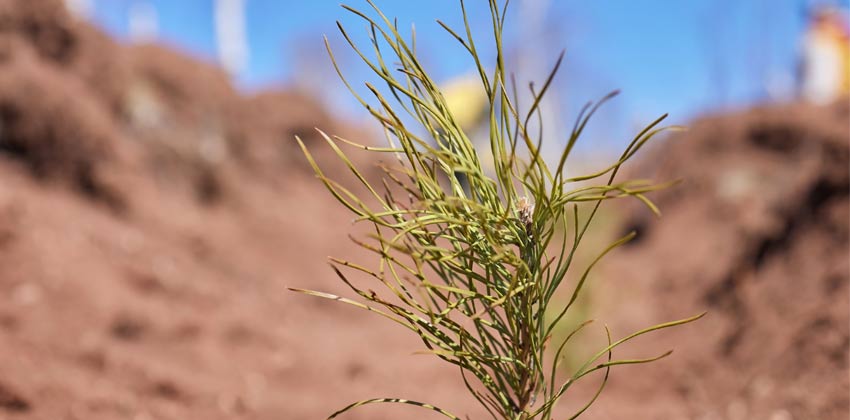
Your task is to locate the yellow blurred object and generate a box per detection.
[437,74,492,183]
[441,75,490,133]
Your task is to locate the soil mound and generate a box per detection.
[0,0,346,209]
[0,3,464,420]
[590,101,849,419]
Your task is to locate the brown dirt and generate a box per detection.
[0,1,846,420]
[584,101,849,420]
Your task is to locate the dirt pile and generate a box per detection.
[0,0,348,209]
[0,2,455,420]
[588,101,849,419]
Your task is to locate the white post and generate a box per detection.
[215,0,249,77]
[64,0,93,19]
[129,1,159,43]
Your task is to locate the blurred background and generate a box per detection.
[67,0,849,152]
[0,0,846,419]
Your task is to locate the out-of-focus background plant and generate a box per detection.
[0,0,845,419]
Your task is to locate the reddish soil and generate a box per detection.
[0,2,480,420]
[586,102,849,420]
[0,1,846,420]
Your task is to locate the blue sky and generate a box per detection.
[84,0,847,151]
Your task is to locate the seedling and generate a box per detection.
[292,1,704,419]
